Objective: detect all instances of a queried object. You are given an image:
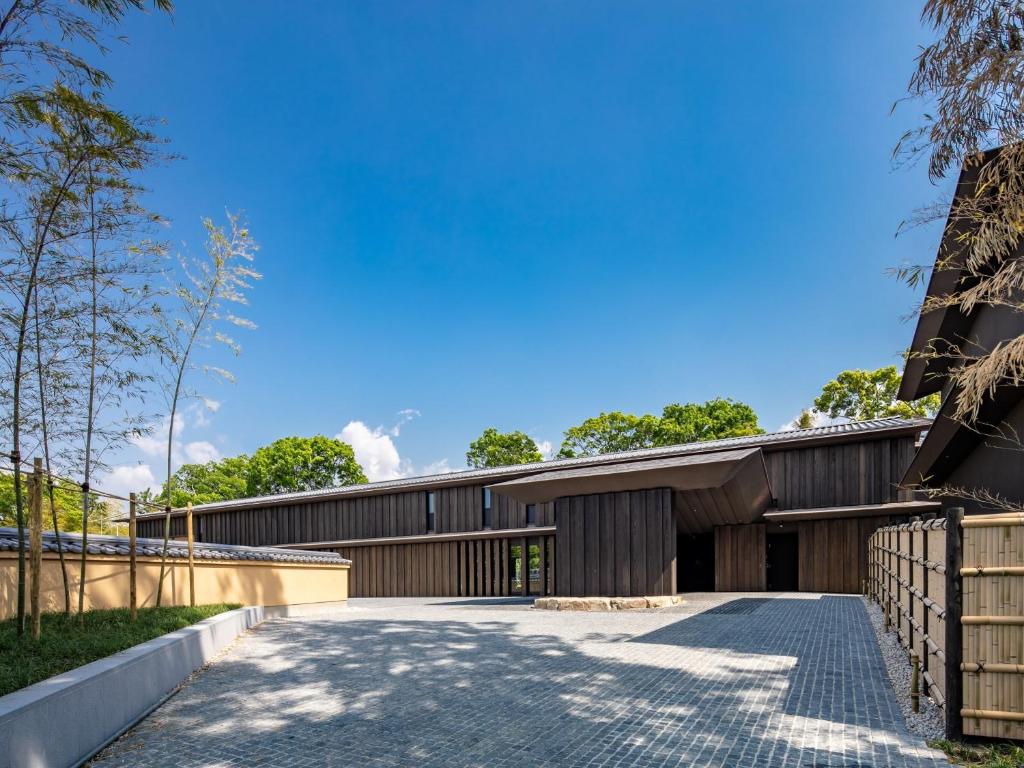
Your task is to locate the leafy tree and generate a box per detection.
[658,398,764,444]
[150,455,252,507]
[466,428,543,468]
[0,473,115,533]
[246,436,367,496]
[813,366,940,421]
[557,399,764,459]
[557,411,661,459]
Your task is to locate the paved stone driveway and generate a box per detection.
[90,594,947,768]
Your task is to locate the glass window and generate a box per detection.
[426,491,436,533]
[482,487,492,528]
[528,538,543,595]
[526,503,537,526]
[510,542,523,593]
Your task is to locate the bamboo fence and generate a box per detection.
[869,509,1024,741]
[960,512,1024,740]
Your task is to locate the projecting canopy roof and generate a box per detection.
[487,447,772,534]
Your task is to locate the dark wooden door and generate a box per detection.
[766,533,798,591]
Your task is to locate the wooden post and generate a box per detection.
[911,651,921,713]
[129,493,138,622]
[944,506,964,740]
[29,457,43,640]
[186,502,196,608]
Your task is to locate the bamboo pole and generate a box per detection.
[961,615,1024,625]
[28,457,42,640]
[960,708,1024,722]
[911,652,921,713]
[960,514,1024,528]
[944,506,964,740]
[961,663,1024,674]
[186,502,195,608]
[129,493,137,622]
[960,566,1024,576]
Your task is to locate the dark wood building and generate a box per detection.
[135,418,935,598]
[899,151,1024,515]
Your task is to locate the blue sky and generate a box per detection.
[101,2,950,492]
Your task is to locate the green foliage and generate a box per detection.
[929,739,1024,768]
[144,436,369,507]
[0,604,236,697]
[149,455,252,507]
[557,412,661,459]
[466,428,543,468]
[246,436,367,496]
[813,366,940,421]
[658,398,764,444]
[557,399,764,458]
[0,473,116,533]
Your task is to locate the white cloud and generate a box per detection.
[131,413,185,457]
[192,398,221,428]
[337,413,455,482]
[184,440,220,464]
[535,439,553,460]
[389,408,421,437]
[101,463,158,500]
[337,421,406,482]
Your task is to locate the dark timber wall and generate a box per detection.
[715,524,767,591]
[133,431,923,598]
[555,489,675,597]
[136,488,555,545]
[334,534,555,598]
[762,437,917,510]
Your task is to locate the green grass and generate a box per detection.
[930,739,1024,768]
[0,604,240,697]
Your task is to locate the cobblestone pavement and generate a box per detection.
[89,593,948,768]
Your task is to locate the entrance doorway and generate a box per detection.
[766,533,798,591]
[677,532,715,592]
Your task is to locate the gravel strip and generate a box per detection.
[862,596,945,740]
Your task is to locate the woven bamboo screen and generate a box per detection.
[869,512,1024,740]
[960,513,1024,740]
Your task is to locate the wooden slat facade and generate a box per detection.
[762,436,917,510]
[132,431,923,599]
[334,533,554,598]
[554,488,675,597]
[714,524,767,591]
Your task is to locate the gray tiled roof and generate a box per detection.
[0,527,349,565]
[140,417,929,517]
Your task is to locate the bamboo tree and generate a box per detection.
[31,266,69,614]
[78,167,99,622]
[155,215,259,606]
[893,0,1024,511]
[0,1,172,636]
[5,124,90,635]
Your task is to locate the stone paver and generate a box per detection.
[89,593,948,767]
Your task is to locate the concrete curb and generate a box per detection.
[0,606,264,768]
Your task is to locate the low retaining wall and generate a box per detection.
[0,528,350,619]
[0,606,264,768]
